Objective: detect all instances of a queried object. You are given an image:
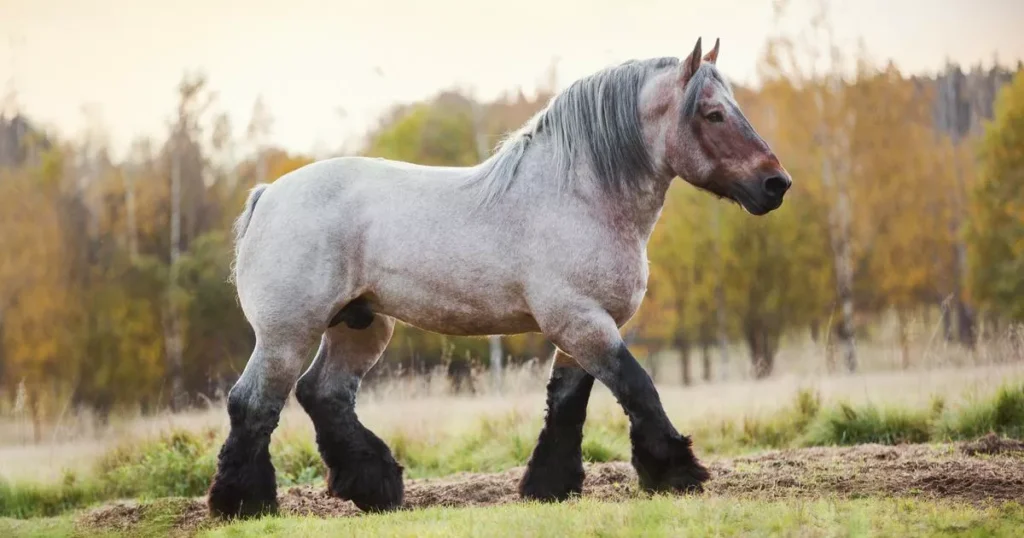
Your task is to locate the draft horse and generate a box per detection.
[208,38,792,517]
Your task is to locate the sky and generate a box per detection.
[2,0,1023,160]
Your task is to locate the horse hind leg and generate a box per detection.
[520,350,595,501]
[207,331,313,518]
[295,313,403,512]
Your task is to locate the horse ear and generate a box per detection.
[679,37,703,84]
[703,38,720,64]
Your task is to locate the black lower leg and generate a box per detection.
[296,376,404,512]
[608,344,710,493]
[208,394,282,518]
[520,361,595,501]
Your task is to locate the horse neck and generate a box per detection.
[500,134,672,245]
[569,161,673,246]
[609,175,674,245]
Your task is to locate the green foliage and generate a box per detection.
[968,71,1024,321]
[743,388,822,447]
[0,476,102,519]
[96,430,218,499]
[802,403,932,446]
[270,433,323,487]
[688,388,822,453]
[580,414,631,464]
[365,102,479,167]
[935,383,1024,440]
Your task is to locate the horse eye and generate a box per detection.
[706,111,724,123]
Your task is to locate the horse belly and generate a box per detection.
[369,273,540,337]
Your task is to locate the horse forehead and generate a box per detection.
[702,78,737,107]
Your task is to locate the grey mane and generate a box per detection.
[681,62,732,118]
[466,57,681,206]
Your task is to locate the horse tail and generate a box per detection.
[229,183,269,283]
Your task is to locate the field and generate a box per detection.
[2,338,1024,537]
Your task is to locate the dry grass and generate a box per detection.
[1,322,1022,483]
[0,363,1021,484]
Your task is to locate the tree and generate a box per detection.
[0,149,83,437]
[967,71,1024,321]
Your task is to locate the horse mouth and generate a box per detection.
[731,184,784,216]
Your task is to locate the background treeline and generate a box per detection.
[1,28,1023,429]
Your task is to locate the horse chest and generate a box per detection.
[587,250,650,326]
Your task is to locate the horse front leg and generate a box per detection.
[540,309,710,494]
[520,350,595,501]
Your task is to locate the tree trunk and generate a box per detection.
[824,141,857,373]
[818,71,857,374]
[674,334,691,386]
[938,64,977,350]
[488,335,503,393]
[949,159,976,349]
[680,344,692,386]
[712,203,729,378]
[898,310,911,369]
[701,340,712,382]
[123,169,138,263]
[166,142,185,410]
[941,301,954,342]
[746,325,776,379]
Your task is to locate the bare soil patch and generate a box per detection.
[81,439,1024,535]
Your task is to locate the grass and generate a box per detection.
[935,382,1024,440]
[207,498,1024,538]
[3,496,1023,538]
[2,381,1024,519]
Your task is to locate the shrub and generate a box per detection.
[934,383,1024,440]
[803,403,931,446]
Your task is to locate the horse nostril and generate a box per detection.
[762,175,791,198]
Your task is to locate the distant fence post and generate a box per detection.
[489,335,503,393]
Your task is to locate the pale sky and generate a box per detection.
[2,0,1022,160]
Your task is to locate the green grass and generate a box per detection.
[204,498,1024,538]
[5,496,1021,538]
[387,409,631,479]
[0,514,74,538]
[935,383,1024,440]
[2,382,1023,520]
[803,402,934,446]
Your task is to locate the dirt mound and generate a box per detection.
[960,433,1024,456]
[83,440,1024,535]
[708,442,1024,504]
[80,501,145,532]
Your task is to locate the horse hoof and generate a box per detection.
[207,434,280,519]
[207,478,279,519]
[631,434,710,494]
[328,448,405,512]
[519,458,585,502]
